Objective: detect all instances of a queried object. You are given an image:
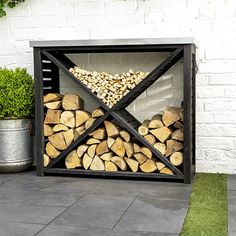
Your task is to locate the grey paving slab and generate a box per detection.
[228,175,236,190]
[229,215,236,236]
[0,221,44,236]
[115,196,188,234]
[52,194,134,229]
[0,203,66,224]
[37,224,178,236]
[0,189,83,207]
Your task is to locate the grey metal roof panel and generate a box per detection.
[29,38,195,47]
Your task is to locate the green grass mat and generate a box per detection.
[181,173,228,236]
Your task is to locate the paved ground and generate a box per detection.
[228,175,236,236]
[0,169,191,236]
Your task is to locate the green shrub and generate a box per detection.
[0,67,34,118]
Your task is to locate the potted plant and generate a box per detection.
[0,67,34,172]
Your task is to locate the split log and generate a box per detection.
[75,110,91,127]
[43,93,63,103]
[163,106,181,126]
[85,117,96,130]
[133,153,148,164]
[44,124,53,136]
[44,110,62,124]
[90,128,106,140]
[48,132,67,150]
[133,143,141,153]
[148,115,164,129]
[140,159,158,173]
[150,127,172,143]
[100,152,113,161]
[65,150,82,169]
[172,129,184,141]
[86,138,101,145]
[87,144,97,158]
[156,162,165,171]
[62,93,83,110]
[124,157,139,172]
[96,140,109,155]
[92,108,104,118]
[63,129,74,147]
[138,119,150,136]
[144,134,156,145]
[105,161,118,171]
[90,155,105,171]
[104,121,119,137]
[74,125,85,140]
[45,101,62,110]
[170,152,183,166]
[77,144,89,158]
[83,153,93,170]
[60,111,75,128]
[107,137,115,148]
[45,142,61,158]
[174,121,183,130]
[111,137,125,158]
[123,141,134,158]
[160,167,174,175]
[111,156,127,171]
[166,140,183,157]
[53,124,69,132]
[120,130,130,142]
[153,142,166,156]
[140,147,152,159]
[43,154,51,167]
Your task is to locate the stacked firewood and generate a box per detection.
[64,119,173,175]
[43,93,104,167]
[138,106,184,167]
[69,66,149,108]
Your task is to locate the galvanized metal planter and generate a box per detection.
[0,119,33,173]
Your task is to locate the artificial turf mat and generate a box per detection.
[181,173,228,236]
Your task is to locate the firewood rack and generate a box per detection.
[30,38,196,184]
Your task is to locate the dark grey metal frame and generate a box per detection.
[32,40,196,183]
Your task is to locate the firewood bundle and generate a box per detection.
[69,66,149,108]
[63,119,174,175]
[43,93,104,167]
[138,106,184,167]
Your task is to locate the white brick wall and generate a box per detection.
[0,0,236,174]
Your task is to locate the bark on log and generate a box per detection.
[172,129,184,141]
[166,140,183,157]
[162,106,181,126]
[174,121,183,130]
[44,93,63,103]
[138,119,150,136]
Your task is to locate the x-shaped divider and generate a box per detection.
[42,48,184,177]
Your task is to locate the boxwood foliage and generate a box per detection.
[0,67,34,118]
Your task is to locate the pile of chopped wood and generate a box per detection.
[69,66,149,107]
[43,93,104,166]
[43,93,183,175]
[138,106,184,167]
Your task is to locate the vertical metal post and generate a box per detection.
[34,48,44,176]
[183,45,192,184]
[192,51,196,175]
